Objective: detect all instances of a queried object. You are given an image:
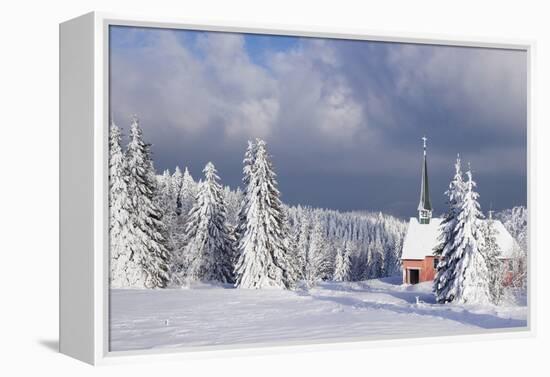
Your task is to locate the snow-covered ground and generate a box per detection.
[109,276,527,351]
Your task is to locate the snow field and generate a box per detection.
[109,276,526,351]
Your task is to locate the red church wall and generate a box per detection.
[402,257,439,284]
[402,257,516,285]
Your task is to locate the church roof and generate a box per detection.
[401,217,519,260]
[402,217,442,260]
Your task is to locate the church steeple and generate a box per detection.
[418,136,432,224]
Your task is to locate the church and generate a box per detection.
[400,138,518,285]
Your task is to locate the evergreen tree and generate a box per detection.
[179,167,197,218]
[126,117,171,288]
[109,121,139,287]
[172,166,183,215]
[234,140,258,244]
[293,211,310,280]
[184,162,235,283]
[481,216,504,304]
[367,239,384,279]
[223,185,243,227]
[443,168,491,304]
[383,237,401,277]
[434,155,466,302]
[172,166,198,269]
[235,139,295,289]
[307,217,334,284]
[155,169,178,270]
[333,241,351,282]
[281,207,300,284]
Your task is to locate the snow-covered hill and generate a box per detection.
[109,277,526,351]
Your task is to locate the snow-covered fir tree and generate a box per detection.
[125,117,171,288]
[234,140,257,244]
[367,238,384,279]
[155,169,179,265]
[495,206,527,250]
[293,208,310,279]
[333,241,351,282]
[235,139,296,289]
[434,155,466,303]
[481,215,504,304]
[171,166,183,215]
[443,168,491,304]
[496,206,527,288]
[285,205,407,282]
[281,207,301,283]
[109,121,140,287]
[306,216,334,285]
[182,162,235,284]
[223,186,243,228]
[171,167,198,272]
[383,237,401,277]
[179,167,197,219]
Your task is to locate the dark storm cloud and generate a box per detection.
[110,26,527,217]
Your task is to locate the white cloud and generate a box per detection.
[110,29,526,180]
[111,30,279,140]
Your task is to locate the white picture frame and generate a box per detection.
[59,11,535,365]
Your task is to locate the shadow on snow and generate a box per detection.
[306,293,525,329]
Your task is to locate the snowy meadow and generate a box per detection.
[109,117,527,351]
[110,278,526,351]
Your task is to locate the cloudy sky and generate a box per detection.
[109,25,527,218]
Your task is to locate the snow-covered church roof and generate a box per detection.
[401,217,518,260]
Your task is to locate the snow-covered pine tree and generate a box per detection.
[171,167,198,261]
[434,155,466,302]
[109,121,140,287]
[495,206,527,289]
[333,241,351,282]
[481,216,504,304]
[179,167,197,219]
[172,166,183,215]
[234,140,257,244]
[155,169,179,268]
[168,168,197,285]
[383,237,400,277]
[294,209,310,279]
[444,168,491,304]
[126,117,171,288]
[307,216,334,284]
[184,162,235,284]
[223,185,243,228]
[283,205,407,282]
[367,238,384,279]
[281,207,300,284]
[235,139,295,289]
[366,216,385,279]
[496,206,528,284]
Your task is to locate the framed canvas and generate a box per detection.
[59,12,534,365]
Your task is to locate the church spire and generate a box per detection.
[418,136,432,224]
